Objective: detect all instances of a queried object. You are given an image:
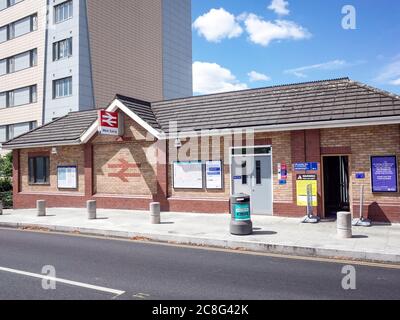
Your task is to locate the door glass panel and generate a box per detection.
[256,160,261,185]
[241,161,247,185]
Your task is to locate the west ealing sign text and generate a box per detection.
[98,110,123,136]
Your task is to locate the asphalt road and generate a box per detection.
[0,228,399,300]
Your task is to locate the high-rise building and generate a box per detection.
[0,0,192,154]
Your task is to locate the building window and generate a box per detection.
[0,14,37,43]
[0,49,37,76]
[53,38,72,61]
[0,0,24,12]
[28,155,50,185]
[0,121,36,143]
[54,0,73,24]
[0,85,37,108]
[53,77,72,98]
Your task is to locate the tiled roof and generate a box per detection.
[151,78,400,133]
[4,78,400,148]
[3,110,98,148]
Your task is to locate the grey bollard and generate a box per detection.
[37,200,46,217]
[0,200,3,215]
[87,200,97,220]
[150,202,161,224]
[337,211,352,238]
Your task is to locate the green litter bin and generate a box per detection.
[230,193,253,235]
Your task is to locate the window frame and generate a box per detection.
[0,85,37,108]
[0,13,37,43]
[53,37,72,61]
[54,0,73,24]
[0,49,37,77]
[0,0,24,13]
[28,154,50,185]
[53,77,72,99]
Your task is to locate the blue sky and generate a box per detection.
[191,0,400,95]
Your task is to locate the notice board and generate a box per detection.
[57,166,78,189]
[296,174,317,206]
[371,156,398,193]
[173,161,203,189]
[206,161,223,189]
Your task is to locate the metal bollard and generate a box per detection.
[0,200,3,215]
[87,200,97,220]
[37,200,46,217]
[150,202,161,224]
[337,211,352,238]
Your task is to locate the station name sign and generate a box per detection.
[98,110,124,136]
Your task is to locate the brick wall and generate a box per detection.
[92,114,158,197]
[321,124,400,222]
[20,146,85,194]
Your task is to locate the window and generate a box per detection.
[0,85,37,108]
[0,0,6,10]
[0,121,36,143]
[0,26,6,43]
[0,14,37,43]
[53,77,72,98]
[0,92,6,109]
[0,58,6,75]
[0,125,6,143]
[0,49,37,76]
[256,160,261,185]
[29,156,50,184]
[1,0,23,11]
[53,38,72,61]
[54,0,73,23]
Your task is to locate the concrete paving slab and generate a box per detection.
[0,208,399,263]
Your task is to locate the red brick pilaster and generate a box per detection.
[84,143,93,197]
[155,139,169,210]
[12,149,20,194]
[305,129,322,216]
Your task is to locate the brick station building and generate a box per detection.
[3,78,400,223]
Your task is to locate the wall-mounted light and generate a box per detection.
[51,147,58,155]
[174,138,182,148]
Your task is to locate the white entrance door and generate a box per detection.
[231,148,273,215]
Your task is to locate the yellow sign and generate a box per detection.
[296,174,318,207]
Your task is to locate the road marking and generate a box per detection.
[0,266,125,298]
[133,293,150,299]
[2,227,400,270]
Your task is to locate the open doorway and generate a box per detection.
[323,156,350,218]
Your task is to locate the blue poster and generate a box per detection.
[371,156,398,193]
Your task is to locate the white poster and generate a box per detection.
[206,161,223,189]
[173,162,203,189]
[58,166,77,189]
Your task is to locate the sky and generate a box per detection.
[191,0,400,95]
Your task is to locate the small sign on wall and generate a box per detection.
[57,166,77,189]
[206,160,223,189]
[296,174,318,206]
[278,163,288,185]
[98,110,124,136]
[371,156,398,193]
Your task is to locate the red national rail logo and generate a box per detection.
[107,159,141,182]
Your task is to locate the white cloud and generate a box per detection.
[242,14,311,47]
[390,78,400,86]
[374,56,400,86]
[268,0,290,16]
[248,71,271,82]
[284,59,362,78]
[193,8,243,43]
[193,61,248,95]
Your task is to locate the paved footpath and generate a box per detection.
[0,208,399,263]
